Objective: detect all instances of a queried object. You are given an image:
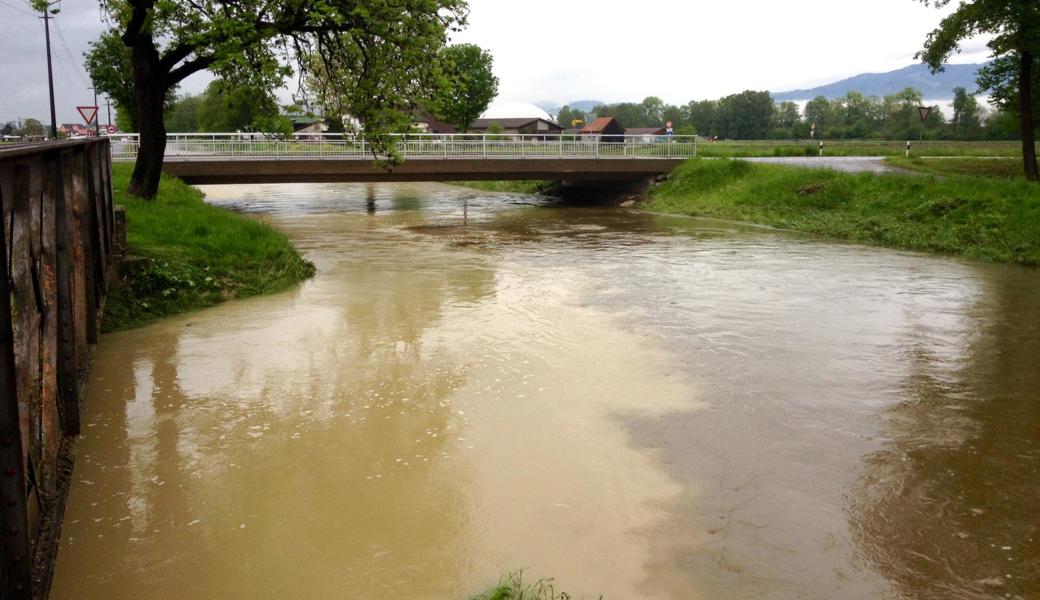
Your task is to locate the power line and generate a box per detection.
[53,19,91,87]
[0,0,36,18]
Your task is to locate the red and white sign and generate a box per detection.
[106,124,117,134]
[77,106,99,126]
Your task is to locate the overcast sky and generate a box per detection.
[0,0,991,125]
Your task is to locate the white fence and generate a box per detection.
[108,133,698,162]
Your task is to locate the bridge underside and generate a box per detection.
[162,158,685,185]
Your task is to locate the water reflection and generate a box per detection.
[52,183,696,599]
[850,266,1040,600]
[51,181,1040,600]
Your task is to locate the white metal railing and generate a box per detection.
[108,133,698,162]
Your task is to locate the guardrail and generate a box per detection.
[109,133,699,162]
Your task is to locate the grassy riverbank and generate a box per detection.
[104,164,315,332]
[449,180,553,194]
[885,156,1026,179]
[645,158,1040,265]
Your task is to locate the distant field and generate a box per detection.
[694,139,1025,158]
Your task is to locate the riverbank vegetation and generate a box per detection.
[469,572,576,600]
[449,180,553,194]
[885,157,1026,179]
[103,163,315,332]
[645,159,1040,265]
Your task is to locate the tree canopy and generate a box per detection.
[431,44,499,132]
[917,0,1040,179]
[87,0,468,197]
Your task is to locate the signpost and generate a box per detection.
[666,120,674,136]
[106,124,117,134]
[917,105,933,142]
[77,106,98,135]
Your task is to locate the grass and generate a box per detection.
[449,180,554,194]
[104,163,315,332]
[694,139,1028,158]
[644,158,1040,265]
[470,571,586,600]
[885,156,1029,179]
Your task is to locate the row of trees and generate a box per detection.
[557,86,1022,142]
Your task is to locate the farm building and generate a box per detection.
[581,117,625,142]
[468,102,563,137]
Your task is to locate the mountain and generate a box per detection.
[536,99,605,115]
[773,62,987,101]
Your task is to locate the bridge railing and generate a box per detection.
[109,133,698,162]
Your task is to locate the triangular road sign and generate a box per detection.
[77,106,99,126]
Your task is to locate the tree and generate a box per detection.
[431,44,499,132]
[556,105,585,128]
[17,118,46,138]
[775,101,802,129]
[717,90,774,139]
[86,0,466,198]
[196,80,290,134]
[804,95,838,137]
[951,86,983,139]
[917,0,1040,180]
[165,94,203,132]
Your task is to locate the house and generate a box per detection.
[413,110,456,134]
[581,117,625,142]
[625,126,667,142]
[58,123,93,138]
[468,117,563,137]
[288,115,328,135]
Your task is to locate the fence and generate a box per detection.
[0,138,115,598]
[109,133,699,162]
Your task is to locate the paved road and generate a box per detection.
[739,156,897,173]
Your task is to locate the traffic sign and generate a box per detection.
[77,106,99,126]
[917,106,933,122]
[106,124,117,134]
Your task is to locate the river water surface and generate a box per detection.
[52,183,1039,599]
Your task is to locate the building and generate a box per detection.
[58,123,93,138]
[412,110,456,134]
[468,101,563,137]
[581,117,625,142]
[288,115,328,135]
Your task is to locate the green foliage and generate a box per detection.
[16,118,45,137]
[431,44,499,132]
[164,94,203,132]
[646,158,1040,264]
[196,80,290,134]
[104,164,315,331]
[555,105,585,128]
[951,87,983,139]
[916,0,1040,178]
[470,571,577,600]
[85,30,179,132]
[449,180,551,194]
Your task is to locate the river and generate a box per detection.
[51,182,1039,599]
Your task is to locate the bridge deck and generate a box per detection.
[112,133,696,184]
[161,157,688,184]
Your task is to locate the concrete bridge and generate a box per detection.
[111,133,697,185]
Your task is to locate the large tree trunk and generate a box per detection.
[1019,51,1039,182]
[127,44,168,199]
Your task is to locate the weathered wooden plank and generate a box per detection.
[53,150,79,436]
[0,162,35,599]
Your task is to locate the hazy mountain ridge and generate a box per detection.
[536,100,605,115]
[773,62,988,101]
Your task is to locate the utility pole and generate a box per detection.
[105,97,112,128]
[90,87,100,136]
[41,6,58,140]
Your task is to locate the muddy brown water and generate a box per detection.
[51,183,1039,599]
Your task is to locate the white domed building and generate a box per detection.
[468,101,563,136]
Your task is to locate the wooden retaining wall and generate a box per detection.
[0,139,115,599]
